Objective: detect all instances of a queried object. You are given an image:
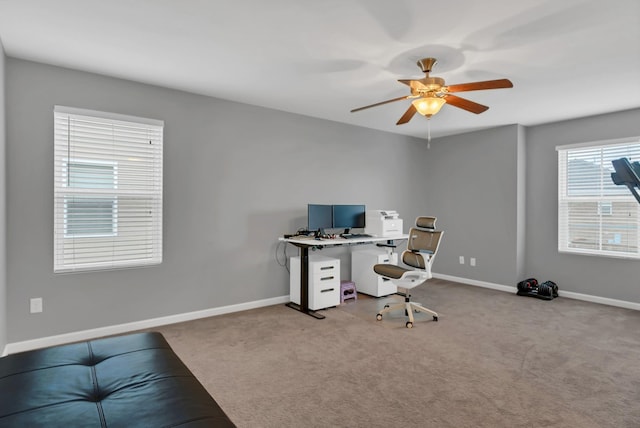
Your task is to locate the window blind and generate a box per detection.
[557,137,640,259]
[54,106,163,273]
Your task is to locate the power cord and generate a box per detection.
[275,240,290,273]
[275,228,308,273]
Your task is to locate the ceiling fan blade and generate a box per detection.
[350,95,410,113]
[446,79,513,93]
[445,94,489,114]
[396,104,417,125]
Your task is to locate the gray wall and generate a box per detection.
[422,112,640,305]
[424,125,525,286]
[6,58,429,343]
[5,57,640,344]
[0,39,7,352]
[526,109,640,303]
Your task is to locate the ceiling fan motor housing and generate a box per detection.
[420,77,445,92]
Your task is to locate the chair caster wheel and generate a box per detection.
[433,316,438,322]
[406,321,413,328]
[376,313,382,321]
[383,304,389,309]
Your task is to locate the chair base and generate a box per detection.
[376,296,438,328]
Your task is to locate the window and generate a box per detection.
[64,160,118,237]
[557,137,640,259]
[54,106,163,272]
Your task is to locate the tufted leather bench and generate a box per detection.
[0,331,236,427]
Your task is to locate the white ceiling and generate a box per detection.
[0,0,639,139]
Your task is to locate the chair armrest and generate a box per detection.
[398,270,431,283]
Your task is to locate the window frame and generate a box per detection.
[53,106,163,273]
[557,137,640,260]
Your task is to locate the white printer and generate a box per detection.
[365,210,404,237]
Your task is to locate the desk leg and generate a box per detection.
[285,245,325,319]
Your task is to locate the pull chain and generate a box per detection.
[427,118,431,149]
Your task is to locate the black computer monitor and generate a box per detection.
[332,204,366,233]
[307,204,333,234]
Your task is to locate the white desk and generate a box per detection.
[279,234,408,319]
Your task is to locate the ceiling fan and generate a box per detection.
[351,57,513,125]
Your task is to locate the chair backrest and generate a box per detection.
[402,216,443,270]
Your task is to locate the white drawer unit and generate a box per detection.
[290,255,340,310]
[351,248,398,297]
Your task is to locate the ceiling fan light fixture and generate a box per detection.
[412,96,446,117]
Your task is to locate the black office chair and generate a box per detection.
[373,216,443,328]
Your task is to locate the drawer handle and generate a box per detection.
[382,259,389,263]
[320,288,335,293]
[382,278,390,282]
[320,266,334,271]
[320,276,334,281]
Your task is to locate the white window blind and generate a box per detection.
[557,137,640,259]
[54,106,163,273]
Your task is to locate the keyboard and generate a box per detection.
[341,233,373,239]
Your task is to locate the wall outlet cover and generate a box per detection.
[30,298,43,313]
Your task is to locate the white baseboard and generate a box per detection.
[5,277,639,356]
[433,273,640,311]
[433,273,517,294]
[3,295,290,356]
[554,289,640,311]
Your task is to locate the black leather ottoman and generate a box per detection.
[0,331,236,427]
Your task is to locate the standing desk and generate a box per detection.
[280,235,408,319]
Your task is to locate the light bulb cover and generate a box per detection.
[412,96,446,117]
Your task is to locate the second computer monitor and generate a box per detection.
[332,204,366,231]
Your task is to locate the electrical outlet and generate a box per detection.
[470,257,476,267]
[30,298,43,313]
[459,256,465,265]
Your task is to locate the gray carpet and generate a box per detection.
[155,279,640,428]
